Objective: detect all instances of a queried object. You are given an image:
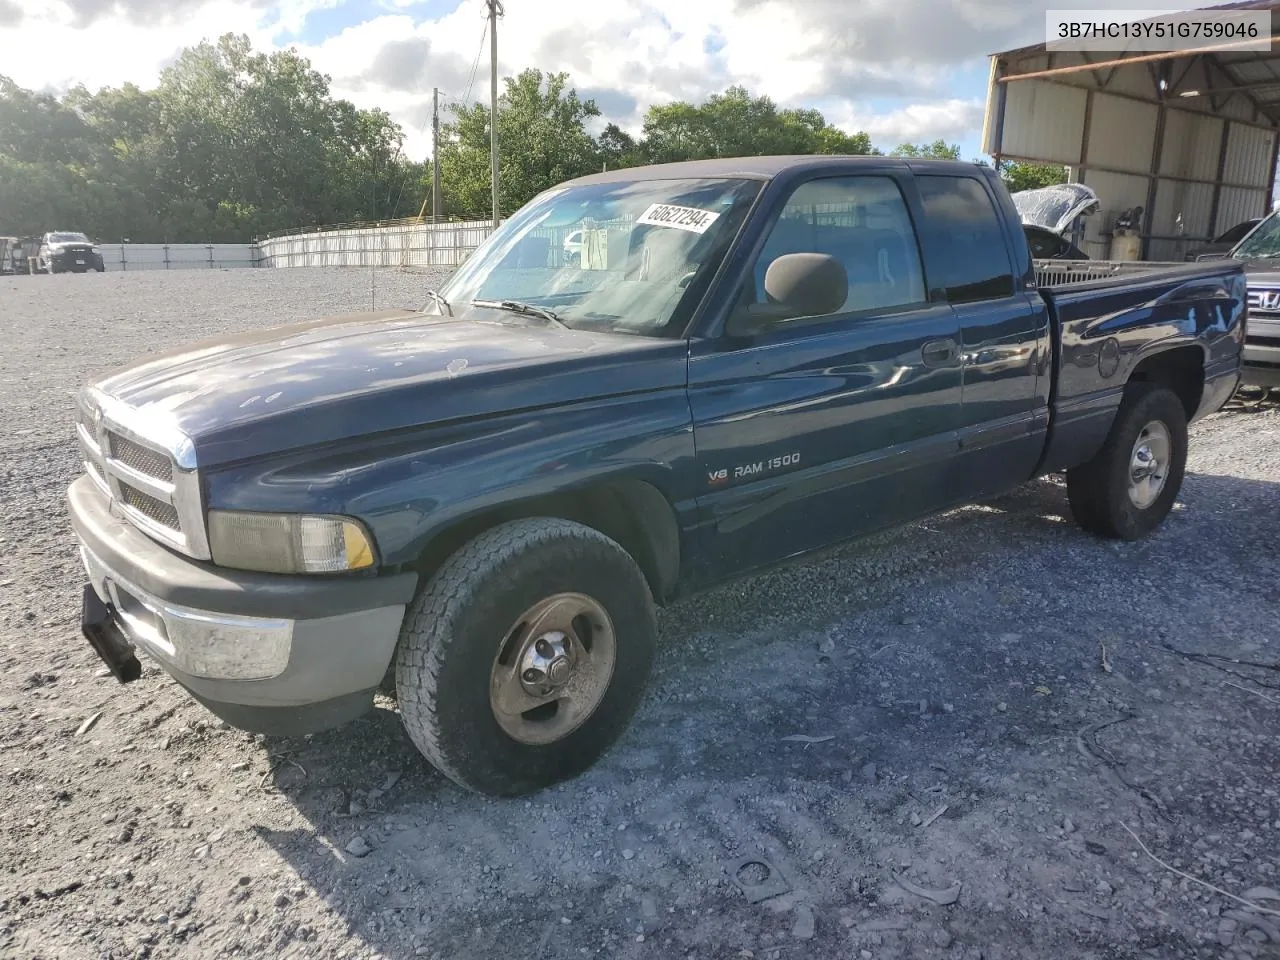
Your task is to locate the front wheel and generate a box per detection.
[395,518,657,796]
[1066,383,1188,540]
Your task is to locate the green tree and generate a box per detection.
[597,123,645,170]
[1000,161,1068,192]
[438,69,603,218]
[814,125,878,156]
[0,46,972,241]
[890,139,961,160]
[0,36,421,241]
[639,86,877,162]
[152,34,409,237]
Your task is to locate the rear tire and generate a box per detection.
[1066,383,1188,540]
[395,518,656,796]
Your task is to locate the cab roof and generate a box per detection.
[566,155,990,185]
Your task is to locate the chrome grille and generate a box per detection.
[108,432,173,482]
[75,392,207,558]
[76,394,197,552]
[119,483,181,529]
[77,419,109,495]
[1247,287,1280,315]
[85,459,107,490]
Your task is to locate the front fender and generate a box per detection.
[201,387,698,569]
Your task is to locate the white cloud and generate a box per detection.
[830,99,988,146]
[0,3,275,92]
[7,0,1197,159]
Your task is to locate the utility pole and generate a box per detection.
[431,87,442,222]
[487,0,503,228]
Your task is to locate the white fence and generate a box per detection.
[257,220,498,269]
[59,235,1208,281]
[99,243,260,271]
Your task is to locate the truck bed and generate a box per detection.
[1033,258,1201,290]
[1032,256,1247,476]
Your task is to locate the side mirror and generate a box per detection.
[725,252,848,337]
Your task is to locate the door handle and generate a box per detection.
[921,338,959,367]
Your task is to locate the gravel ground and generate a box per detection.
[2,267,1279,960]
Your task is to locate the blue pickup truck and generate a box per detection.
[68,157,1245,796]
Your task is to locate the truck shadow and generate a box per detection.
[248,468,1278,958]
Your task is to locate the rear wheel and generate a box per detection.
[1066,383,1188,540]
[394,518,657,796]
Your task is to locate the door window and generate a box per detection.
[745,176,927,321]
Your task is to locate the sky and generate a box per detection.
[0,0,1239,164]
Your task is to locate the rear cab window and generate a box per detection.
[916,175,1015,303]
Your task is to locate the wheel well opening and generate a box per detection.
[409,480,681,603]
[1128,346,1204,421]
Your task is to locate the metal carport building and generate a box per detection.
[982,0,1280,260]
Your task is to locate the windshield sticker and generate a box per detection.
[637,203,721,234]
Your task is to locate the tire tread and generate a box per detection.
[395,517,652,793]
[1065,382,1188,540]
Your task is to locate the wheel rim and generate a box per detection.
[1127,419,1172,509]
[489,592,616,746]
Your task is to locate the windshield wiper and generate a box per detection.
[470,299,569,330]
[423,289,453,316]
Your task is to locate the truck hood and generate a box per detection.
[89,309,689,467]
[1012,183,1100,235]
[1238,258,1280,283]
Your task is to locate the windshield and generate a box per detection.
[50,233,89,243]
[438,176,762,337]
[1231,212,1280,259]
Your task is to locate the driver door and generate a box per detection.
[687,171,965,584]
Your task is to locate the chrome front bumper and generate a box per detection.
[80,542,294,682]
[68,476,418,731]
[1243,314,1280,387]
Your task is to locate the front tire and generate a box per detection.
[395,518,657,796]
[1066,383,1188,540]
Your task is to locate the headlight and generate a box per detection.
[207,511,376,574]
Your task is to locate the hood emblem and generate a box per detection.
[1260,291,1280,311]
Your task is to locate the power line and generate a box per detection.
[382,2,492,220]
[462,15,489,109]
[385,33,445,220]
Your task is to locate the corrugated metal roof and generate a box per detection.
[1224,124,1277,182]
[994,1,1280,125]
[1218,185,1270,229]
[1159,111,1224,179]
[1087,94,1160,173]
[996,81,1088,162]
[994,0,1279,60]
